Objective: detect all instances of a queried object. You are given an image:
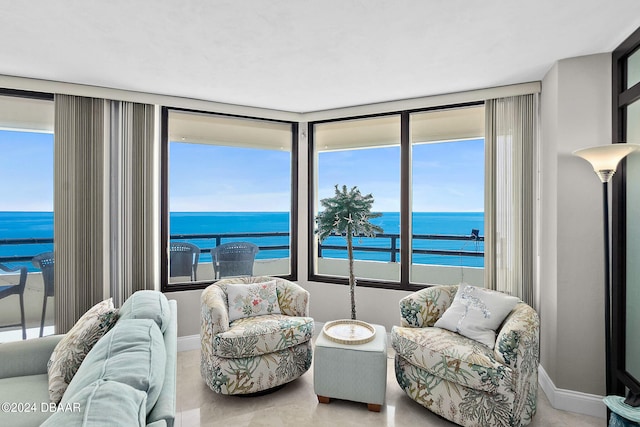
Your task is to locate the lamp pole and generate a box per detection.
[573,143,639,397]
[602,179,612,395]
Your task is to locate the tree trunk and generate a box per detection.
[347,230,356,320]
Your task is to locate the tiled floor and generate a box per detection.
[176,348,605,427]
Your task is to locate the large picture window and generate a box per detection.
[410,107,485,286]
[163,109,297,290]
[309,104,484,289]
[0,91,55,341]
[313,115,401,283]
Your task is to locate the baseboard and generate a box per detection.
[538,365,606,419]
[177,334,201,352]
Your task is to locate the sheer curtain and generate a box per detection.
[54,95,158,332]
[108,101,158,307]
[484,94,538,307]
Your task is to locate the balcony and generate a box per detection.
[0,231,483,340]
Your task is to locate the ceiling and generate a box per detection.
[1,1,640,113]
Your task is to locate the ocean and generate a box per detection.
[0,211,484,270]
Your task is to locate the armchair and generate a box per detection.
[391,285,539,427]
[200,276,313,395]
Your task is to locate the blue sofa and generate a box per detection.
[0,290,177,427]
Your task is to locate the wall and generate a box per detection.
[540,53,612,396]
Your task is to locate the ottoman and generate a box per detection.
[314,323,387,412]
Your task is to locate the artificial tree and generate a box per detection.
[315,185,383,320]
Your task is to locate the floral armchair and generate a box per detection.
[200,276,314,395]
[391,285,539,427]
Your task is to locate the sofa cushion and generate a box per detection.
[391,325,514,396]
[119,290,171,333]
[41,379,146,427]
[213,314,314,358]
[434,284,519,348]
[61,319,166,416]
[47,298,119,404]
[226,281,281,321]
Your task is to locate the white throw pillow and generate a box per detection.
[434,284,519,348]
[226,281,281,322]
[47,298,119,404]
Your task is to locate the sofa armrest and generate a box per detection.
[147,299,177,427]
[0,335,64,379]
[494,302,540,370]
[275,279,309,317]
[399,285,458,328]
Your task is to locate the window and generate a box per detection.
[0,91,55,341]
[163,109,297,290]
[410,107,485,286]
[309,104,484,289]
[313,115,401,283]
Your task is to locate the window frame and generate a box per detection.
[307,102,484,291]
[161,106,299,292]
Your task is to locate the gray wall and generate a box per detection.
[540,53,611,395]
[169,52,614,398]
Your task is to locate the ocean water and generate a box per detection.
[0,211,484,270]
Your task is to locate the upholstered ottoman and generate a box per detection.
[314,323,387,411]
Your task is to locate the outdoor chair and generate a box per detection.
[0,264,27,340]
[210,242,259,279]
[32,252,54,337]
[169,241,200,281]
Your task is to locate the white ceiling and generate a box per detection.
[1,1,639,113]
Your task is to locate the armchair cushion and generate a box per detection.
[213,314,314,358]
[392,325,514,396]
[434,284,519,348]
[226,281,281,321]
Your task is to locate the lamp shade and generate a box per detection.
[573,143,640,182]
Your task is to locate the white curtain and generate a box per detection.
[108,101,158,307]
[54,95,158,332]
[484,94,538,307]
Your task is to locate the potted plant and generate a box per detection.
[315,185,383,320]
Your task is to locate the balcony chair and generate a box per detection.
[210,242,259,279]
[0,264,27,340]
[32,252,55,337]
[392,284,539,427]
[200,276,313,395]
[169,241,200,281]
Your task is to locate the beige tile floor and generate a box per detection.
[176,348,605,427]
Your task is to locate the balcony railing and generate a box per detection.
[0,231,484,267]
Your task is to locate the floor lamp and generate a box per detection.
[573,143,639,396]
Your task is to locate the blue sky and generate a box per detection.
[0,130,54,211]
[318,138,484,212]
[0,130,484,213]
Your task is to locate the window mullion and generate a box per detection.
[400,112,411,288]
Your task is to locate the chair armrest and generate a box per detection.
[398,285,458,328]
[201,285,230,339]
[275,279,309,317]
[0,335,64,378]
[494,302,540,370]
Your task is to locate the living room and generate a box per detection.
[1,2,640,426]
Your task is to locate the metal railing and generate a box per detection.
[0,231,484,265]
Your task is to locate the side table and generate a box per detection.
[313,323,387,412]
[605,396,640,427]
